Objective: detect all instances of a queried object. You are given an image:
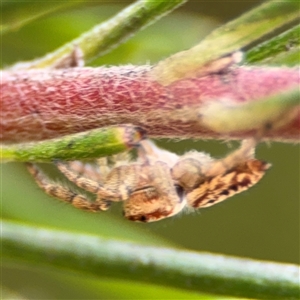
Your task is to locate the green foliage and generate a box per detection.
[151,0,300,84]
[1,126,143,162]
[3,220,299,299]
[246,24,300,65]
[1,1,299,299]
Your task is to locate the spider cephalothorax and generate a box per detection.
[27,138,270,222]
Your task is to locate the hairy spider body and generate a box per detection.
[27,138,270,222]
[185,159,270,208]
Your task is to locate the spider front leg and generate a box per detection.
[204,138,257,178]
[64,152,131,183]
[26,163,110,212]
[56,158,161,204]
[65,160,106,182]
[55,161,132,203]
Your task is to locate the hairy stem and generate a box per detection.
[2,220,300,300]
[1,66,299,143]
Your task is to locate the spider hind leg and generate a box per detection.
[26,163,110,212]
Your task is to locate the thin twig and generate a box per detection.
[10,0,187,69]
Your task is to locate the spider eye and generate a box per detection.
[175,185,184,202]
[139,215,148,222]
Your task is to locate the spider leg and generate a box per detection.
[55,161,135,202]
[205,138,257,178]
[66,161,105,182]
[56,161,105,193]
[138,139,179,166]
[64,152,134,201]
[150,161,180,198]
[26,163,110,211]
[107,151,131,168]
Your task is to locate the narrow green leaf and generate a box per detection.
[2,220,299,300]
[1,125,144,162]
[152,0,300,84]
[200,87,299,133]
[246,24,300,66]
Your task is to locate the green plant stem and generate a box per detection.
[11,0,187,69]
[1,125,144,163]
[151,0,300,84]
[200,87,300,134]
[246,24,300,65]
[2,220,299,300]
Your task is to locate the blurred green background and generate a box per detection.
[1,1,299,299]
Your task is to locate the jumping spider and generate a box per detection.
[26,138,270,222]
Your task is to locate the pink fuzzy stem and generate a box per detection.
[1,65,299,143]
